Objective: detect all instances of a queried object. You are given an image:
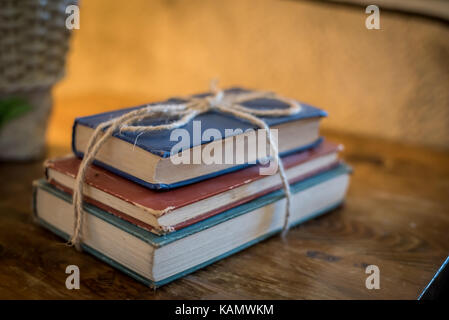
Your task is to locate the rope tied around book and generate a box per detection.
[70,82,302,251]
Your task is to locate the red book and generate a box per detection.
[45,141,341,234]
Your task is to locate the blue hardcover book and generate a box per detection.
[33,163,350,287]
[72,88,326,189]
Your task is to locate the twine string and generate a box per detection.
[70,84,302,250]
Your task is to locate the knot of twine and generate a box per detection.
[70,82,302,251]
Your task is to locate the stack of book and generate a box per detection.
[33,88,351,287]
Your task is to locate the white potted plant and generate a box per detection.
[0,0,77,160]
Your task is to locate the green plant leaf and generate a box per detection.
[0,97,32,129]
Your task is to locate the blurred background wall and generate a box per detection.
[49,0,449,149]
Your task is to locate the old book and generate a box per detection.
[46,141,340,234]
[33,163,351,287]
[72,88,326,189]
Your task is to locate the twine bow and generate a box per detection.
[71,82,302,250]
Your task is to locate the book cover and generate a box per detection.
[72,87,326,189]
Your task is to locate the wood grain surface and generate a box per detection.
[0,127,448,299]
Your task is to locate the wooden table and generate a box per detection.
[0,129,448,299]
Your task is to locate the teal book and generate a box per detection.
[33,164,351,287]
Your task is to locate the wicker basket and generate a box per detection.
[0,0,77,160]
